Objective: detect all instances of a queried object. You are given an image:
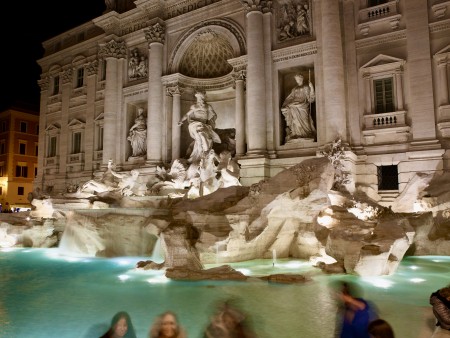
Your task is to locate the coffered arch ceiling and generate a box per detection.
[169,19,246,79]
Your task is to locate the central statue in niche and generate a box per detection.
[281,73,316,142]
[127,107,147,160]
[178,91,221,163]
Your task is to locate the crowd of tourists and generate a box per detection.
[97,282,450,338]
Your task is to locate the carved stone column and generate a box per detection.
[98,39,126,167]
[321,0,347,143]
[85,60,98,172]
[233,69,246,156]
[59,67,73,176]
[145,22,165,164]
[363,72,372,115]
[168,85,182,160]
[395,68,404,111]
[240,1,271,156]
[436,57,449,106]
[36,77,50,189]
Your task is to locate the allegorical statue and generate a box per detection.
[127,107,147,159]
[281,73,316,142]
[178,91,221,164]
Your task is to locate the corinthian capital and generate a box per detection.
[62,68,73,84]
[86,60,99,76]
[145,22,165,44]
[98,39,127,59]
[38,77,50,91]
[240,0,272,13]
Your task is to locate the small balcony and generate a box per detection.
[68,153,84,164]
[45,156,59,166]
[358,1,401,35]
[362,111,410,145]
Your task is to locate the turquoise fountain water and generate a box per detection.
[0,248,448,338]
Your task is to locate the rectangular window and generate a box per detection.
[19,142,26,155]
[48,136,57,157]
[72,132,82,154]
[18,187,24,196]
[368,0,387,6]
[374,78,394,114]
[53,75,60,95]
[0,187,2,195]
[35,167,38,177]
[36,124,39,135]
[377,165,399,191]
[0,121,7,132]
[35,144,39,156]
[0,141,5,154]
[16,165,28,178]
[20,122,27,133]
[76,68,84,88]
[0,165,4,176]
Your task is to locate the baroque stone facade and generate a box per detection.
[36,0,450,205]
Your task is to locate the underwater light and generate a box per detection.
[363,277,394,289]
[410,278,426,283]
[118,274,130,281]
[146,275,169,284]
[236,268,251,275]
[409,265,419,270]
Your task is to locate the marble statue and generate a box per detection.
[278,0,311,41]
[178,91,221,164]
[127,107,147,159]
[80,160,146,196]
[281,73,316,142]
[128,49,148,80]
[217,150,241,188]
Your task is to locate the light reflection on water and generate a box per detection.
[0,249,448,338]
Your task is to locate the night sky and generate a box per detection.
[0,0,106,112]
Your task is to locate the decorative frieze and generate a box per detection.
[355,30,406,49]
[98,40,127,59]
[272,41,317,63]
[165,0,223,19]
[144,22,166,44]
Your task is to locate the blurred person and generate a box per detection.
[100,311,137,338]
[203,300,257,338]
[368,319,395,338]
[430,284,450,337]
[149,311,186,338]
[335,281,378,338]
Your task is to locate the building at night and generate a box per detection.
[0,106,39,210]
[36,0,450,205]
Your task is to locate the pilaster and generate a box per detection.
[145,21,165,164]
[98,39,127,167]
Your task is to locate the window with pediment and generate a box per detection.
[360,55,405,116]
[45,124,60,158]
[68,119,85,154]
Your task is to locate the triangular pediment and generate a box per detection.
[436,45,450,55]
[361,54,405,69]
[68,118,85,128]
[45,123,60,132]
[94,112,104,121]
